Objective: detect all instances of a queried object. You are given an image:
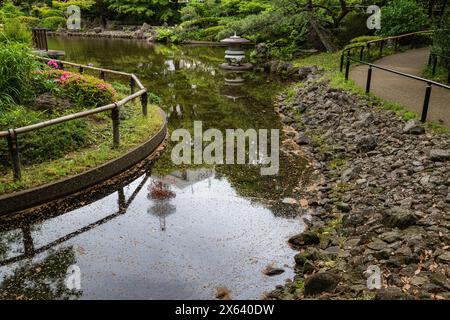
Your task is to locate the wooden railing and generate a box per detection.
[0,57,149,181]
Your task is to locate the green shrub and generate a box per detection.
[350,35,382,44]
[179,17,219,29]
[378,0,429,36]
[0,42,36,109]
[155,27,180,43]
[0,19,32,44]
[0,106,90,166]
[0,1,24,23]
[200,25,225,41]
[16,16,41,29]
[40,16,66,30]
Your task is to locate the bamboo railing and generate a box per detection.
[0,57,149,181]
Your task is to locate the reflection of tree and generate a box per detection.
[147,181,176,231]
[0,247,81,300]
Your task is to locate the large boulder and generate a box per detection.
[304,272,340,296]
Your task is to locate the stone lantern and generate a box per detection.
[220,33,253,71]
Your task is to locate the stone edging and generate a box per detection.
[0,107,168,216]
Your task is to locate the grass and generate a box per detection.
[0,101,163,195]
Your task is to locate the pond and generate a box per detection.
[0,37,313,299]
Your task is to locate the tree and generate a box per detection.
[105,0,180,23]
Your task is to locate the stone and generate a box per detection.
[357,135,377,152]
[134,30,144,39]
[402,120,425,135]
[410,276,427,286]
[366,238,388,251]
[296,134,311,145]
[336,202,351,213]
[93,27,103,34]
[263,266,285,276]
[437,252,450,262]
[382,207,417,229]
[304,272,340,296]
[430,273,450,290]
[430,149,450,162]
[379,231,402,244]
[31,92,72,111]
[141,22,151,32]
[375,287,409,300]
[288,231,320,247]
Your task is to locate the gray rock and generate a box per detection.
[288,231,320,247]
[382,207,417,229]
[263,266,285,276]
[366,238,388,251]
[430,149,450,162]
[357,135,377,152]
[375,287,409,300]
[336,202,351,213]
[93,27,103,34]
[430,273,450,290]
[141,22,151,32]
[296,134,311,145]
[304,272,340,296]
[403,120,425,135]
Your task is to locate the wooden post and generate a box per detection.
[141,92,148,117]
[421,83,432,122]
[7,129,21,181]
[130,77,136,94]
[112,106,120,148]
[394,38,398,52]
[78,66,84,73]
[100,71,105,80]
[340,53,345,72]
[379,40,384,57]
[366,66,373,94]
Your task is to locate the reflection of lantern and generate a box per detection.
[148,181,176,231]
[220,33,253,71]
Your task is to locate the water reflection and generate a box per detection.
[0,38,314,299]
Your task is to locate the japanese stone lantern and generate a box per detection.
[220,33,253,71]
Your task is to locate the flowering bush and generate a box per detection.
[47,60,59,69]
[33,69,117,108]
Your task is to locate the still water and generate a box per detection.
[0,37,311,299]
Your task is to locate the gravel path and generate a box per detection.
[350,47,450,127]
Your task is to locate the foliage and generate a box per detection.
[105,0,179,23]
[40,15,66,30]
[0,106,90,166]
[16,15,40,28]
[0,18,32,44]
[378,0,429,36]
[0,1,24,23]
[52,0,96,11]
[0,42,36,109]
[155,27,180,43]
[350,35,382,44]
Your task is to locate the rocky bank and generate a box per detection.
[267,77,450,300]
